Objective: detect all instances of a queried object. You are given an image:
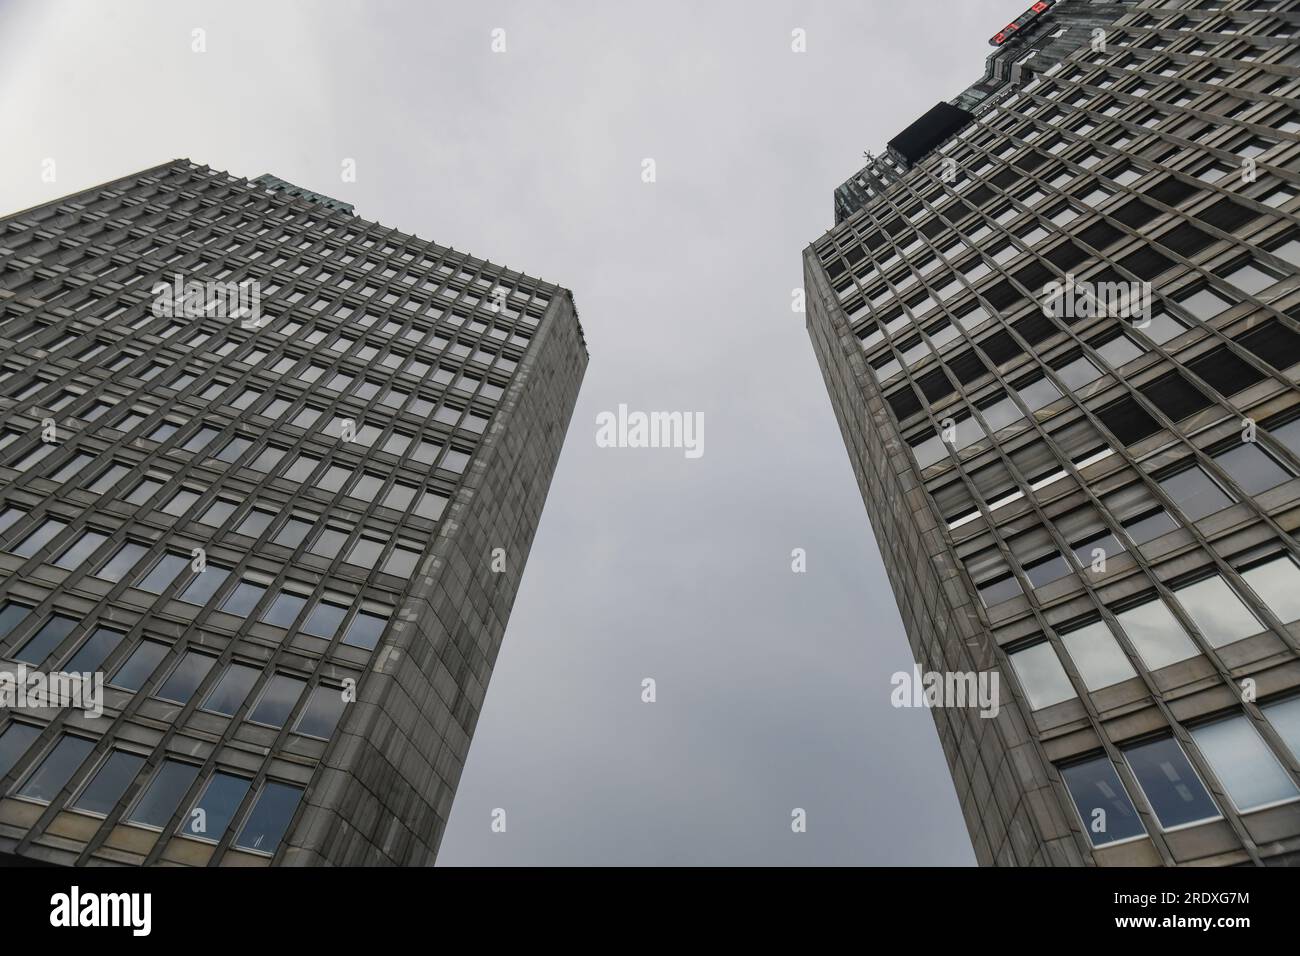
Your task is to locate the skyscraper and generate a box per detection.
[0,159,587,865]
[806,0,1300,865]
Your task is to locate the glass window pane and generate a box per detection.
[1060,755,1146,847]
[18,735,94,802]
[1190,716,1299,813]
[1115,598,1200,670]
[0,722,41,779]
[13,518,68,558]
[179,564,231,606]
[137,552,191,593]
[65,626,125,673]
[110,641,169,691]
[1173,576,1262,647]
[1262,697,1300,763]
[261,592,307,628]
[342,610,387,650]
[273,518,314,548]
[220,580,267,616]
[0,601,32,641]
[73,750,146,815]
[1123,736,1219,830]
[294,686,347,739]
[1059,621,1136,690]
[53,530,108,569]
[302,601,348,639]
[249,674,306,728]
[128,759,199,827]
[1009,643,1077,710]
[1158,466,1232,521]
[155,651,216,703]
[180,772,250,841]
[96,542,148,582]
[1212,444,1290,495]
[1241,556,1300,624]
[234,781,304,854]
[13,615,77,665]
[346,537,384,567]
[201,664,261,716]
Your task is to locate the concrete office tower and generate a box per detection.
[806,0,1300,865]
[0,160,587,865]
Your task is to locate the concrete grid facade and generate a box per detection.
[806,0,1300,865]
[0,159,587,865]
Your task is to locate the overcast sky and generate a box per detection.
[0,0,1024,865]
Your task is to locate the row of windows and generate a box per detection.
[0,561,391,663]
[0,723,304,856]
[1005,551,1300,702]
[964,422,1300,602]
[1060,700,1300,848]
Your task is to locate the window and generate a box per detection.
[234,781,304,854]
[53,529,108,569]
[301,599,349,639]
[1263,697,1300,763]
[261,590,307,628]
[0,601,32,642]
[73,750,146,815]
[1240,555,1300,624]
[317,465,351,493]
[1172,576,1262,647]
[96,541,148,582]
[383,542,422,577]
[128,759,200,827]
[136,552,191,593]
[248,674,306,728]
[17,735,94,803]
[1211,443,1290,494]
[12,517,68,558]
[1008,642,1076,710]
[310,525,349,557]
[1123,736,1219,830]
[272,516,315,548]
[1059,621,1137,690]
[110,640,169,691]
[0,722,41,779]
[415,491,448,520]
[13,614,77,665]
[1115,596,1199,670]
[180,772,250,841]
[179,564,231,606]
[155,651,217,704]
[199,499,238,527]
[237,506,279,538]
[342,609,388,650]
[346,536,385,567]
[201,663,261,716]
[1157,465,1231,520]
[294,685,348,739]
[161,488,200,516]
[221,579,268,616]
[1060,755,1146,847]
[1190,715,1299,813]
[65,626,126,673]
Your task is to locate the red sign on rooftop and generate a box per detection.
[990,0,1056,46]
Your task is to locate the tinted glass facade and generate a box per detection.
[0,159,587,865]
[806,0,1300,865]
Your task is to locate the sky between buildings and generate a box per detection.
[0,0,1026,864]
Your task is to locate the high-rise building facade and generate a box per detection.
[806,0,1300,865]
[0,159,587,865]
